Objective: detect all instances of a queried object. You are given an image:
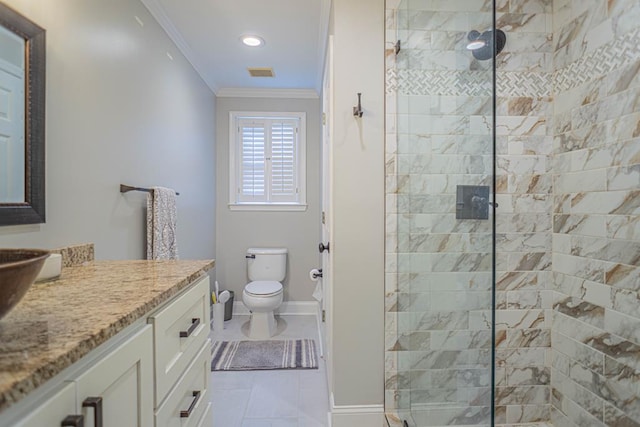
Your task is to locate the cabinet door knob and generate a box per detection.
[179,317,201,338]
[318,242,330,253]
[82,397,103,427]
[180,390,202,418]
[61,415,84,427]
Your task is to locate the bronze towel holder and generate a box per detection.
[120,184,180,196]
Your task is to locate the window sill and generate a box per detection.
[228,203,308,212]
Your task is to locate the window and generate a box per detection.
[229,112,306,211]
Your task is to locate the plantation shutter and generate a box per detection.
[270,120,298,202]
[238,120,266,202]
[236,117,300,204]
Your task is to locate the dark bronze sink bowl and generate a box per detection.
[0,249,50,320]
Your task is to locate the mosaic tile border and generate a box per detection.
[554,27,640,93]
[386,27,640,98]
[387,69,552,97]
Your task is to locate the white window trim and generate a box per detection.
[229,111,307,212]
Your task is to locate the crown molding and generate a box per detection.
[216,87,320,99]
[140,0,218,94]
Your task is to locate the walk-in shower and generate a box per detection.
[385,0,640,426]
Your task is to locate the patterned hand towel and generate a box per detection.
[146,187,178,260]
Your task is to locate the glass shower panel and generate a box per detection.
[386,1,496,426]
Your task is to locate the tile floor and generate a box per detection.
[209,314,330,427]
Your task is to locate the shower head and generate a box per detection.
[466,29,506,60]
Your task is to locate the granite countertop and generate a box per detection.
[0,259,215,412]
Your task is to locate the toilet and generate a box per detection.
[242,247,287,339]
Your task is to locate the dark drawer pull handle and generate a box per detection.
[180,318,200,338]
[180,390,202,418]
[61,415,84,427]
[82,397,102,427]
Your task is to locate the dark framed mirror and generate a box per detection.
[0,3,45,226]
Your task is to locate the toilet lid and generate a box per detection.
[245,281,282,296]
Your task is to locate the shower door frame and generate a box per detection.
[386,1,499,426]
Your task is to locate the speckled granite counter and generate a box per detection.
[0,259,214,412]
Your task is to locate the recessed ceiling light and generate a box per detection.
[241,35,264,47]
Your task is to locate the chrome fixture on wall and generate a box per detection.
[353,93,363,117]
[466,29,506,60]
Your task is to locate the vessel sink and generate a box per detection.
[0,249,50,320]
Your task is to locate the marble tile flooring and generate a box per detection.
[209,314,330,426]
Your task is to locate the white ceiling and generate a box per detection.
[141,0,331,95]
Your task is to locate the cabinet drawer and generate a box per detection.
[149,276,210,405]
[155,339,212,427]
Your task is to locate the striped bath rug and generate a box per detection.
[211,339,318,371]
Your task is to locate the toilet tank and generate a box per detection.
[247,248,288,282]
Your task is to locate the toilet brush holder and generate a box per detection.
[213,303,225,331]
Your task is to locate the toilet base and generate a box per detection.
[248,311,278,339]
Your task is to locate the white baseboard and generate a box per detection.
[329,394,386,427]
[232,301,318,316]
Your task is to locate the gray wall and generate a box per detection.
[0,0,216,261]
[215,97,321,302]
[330,0,385,410]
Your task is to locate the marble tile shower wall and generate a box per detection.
[385,1,554,425]
[549,0,640,426]
[494,2,554,425]
[387,1,640,426]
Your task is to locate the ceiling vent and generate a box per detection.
[247,67,275,77]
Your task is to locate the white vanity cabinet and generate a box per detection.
[11,383,76,427]
[148,276,210,407]
[12,326,153,427]
[155,338,212,427]
[149,276,211,427]
[0,272,212,427]
[73,325,153,427]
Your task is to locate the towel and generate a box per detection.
[312,281,323,302]
[146,187,178,260]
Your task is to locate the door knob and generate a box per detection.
[318,242,330,253]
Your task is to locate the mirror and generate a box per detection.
[0,3,45,226]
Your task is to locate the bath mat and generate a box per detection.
[211,339,318,371]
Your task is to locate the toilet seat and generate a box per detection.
[245,280,282,297]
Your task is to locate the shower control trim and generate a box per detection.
[456,185,490,220]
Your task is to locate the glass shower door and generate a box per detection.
[386,1,497,425]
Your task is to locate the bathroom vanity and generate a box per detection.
[0,259,214,426]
